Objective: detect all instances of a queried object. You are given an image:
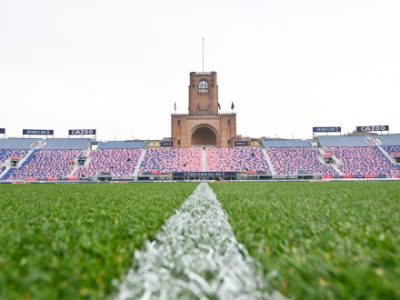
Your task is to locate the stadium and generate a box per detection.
[1,71,400,183]
[1,70,400,299]
[1,99,400,182]
[1,1,400,300]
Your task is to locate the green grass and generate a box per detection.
[0,183,197,300]
[2,181,400,299]
[211,181,400,300]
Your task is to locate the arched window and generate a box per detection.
[198,80,208,93]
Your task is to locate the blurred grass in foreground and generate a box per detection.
[0,183,197,299]
[211,181,400,300]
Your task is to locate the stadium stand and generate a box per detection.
[75,149,143,178]
[0,150,29,164]
[383,145,400,156]
[262,139,337,177]
[1,139,91,181]
[316,135,400,177]
[206,147,270,173]
[262,139,338,177]
[266,147,338,176]
[328,146,400,177]
[140,148,202,174]
[370,135,400,162]
[1,133,400,181]
[5,150,83,181]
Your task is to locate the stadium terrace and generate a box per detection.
[1,71,400,183]
[0,132,400,183]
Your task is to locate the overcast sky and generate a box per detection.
[1,0,399,141]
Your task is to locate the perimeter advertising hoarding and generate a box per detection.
[23,129,54,135]
[235,141,249,146]
[356,125,389,132]
[173,172,236,177]
[160,141,173,147]
[68,129,97,135]
[312,127,341,133]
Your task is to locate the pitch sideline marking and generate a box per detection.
[115,183,284,300]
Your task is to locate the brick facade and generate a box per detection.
[171,72,237,148]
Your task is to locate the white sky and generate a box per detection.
[1,0,399,141]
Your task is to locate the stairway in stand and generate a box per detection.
[318,148,343,176]
[261,148,276,176]
[202,147,207,172]
[133,149,147,180]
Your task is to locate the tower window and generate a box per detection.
[199,81,208,93]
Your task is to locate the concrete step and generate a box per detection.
[202,147,207,172]
[133,149,147,179]
[262,148,276,176]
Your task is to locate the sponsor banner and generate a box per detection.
[68,129,96,135]
[160,141,173,147]
[313,126,341,133]
[23,129,54,135]
[356,125,389,132]
[0,128,5,134]
[235,141,248,146]
[173,172,236,177]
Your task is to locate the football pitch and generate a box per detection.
[1,181,399,299]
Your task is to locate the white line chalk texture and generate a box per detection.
[116,183,284,300]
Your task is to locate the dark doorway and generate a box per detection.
[191,127,217,145]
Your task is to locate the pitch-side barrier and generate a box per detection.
[1,172,399,184]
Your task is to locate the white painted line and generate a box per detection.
[115,183,285,300]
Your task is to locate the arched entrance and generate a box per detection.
[191,126,217,146]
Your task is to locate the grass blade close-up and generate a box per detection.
[211,181,400,300]
[0,183,197,299]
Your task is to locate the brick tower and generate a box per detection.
[171,72,236,148]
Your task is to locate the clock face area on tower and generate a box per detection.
[171,71,237,148]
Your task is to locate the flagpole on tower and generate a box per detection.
[202,37,205,72]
